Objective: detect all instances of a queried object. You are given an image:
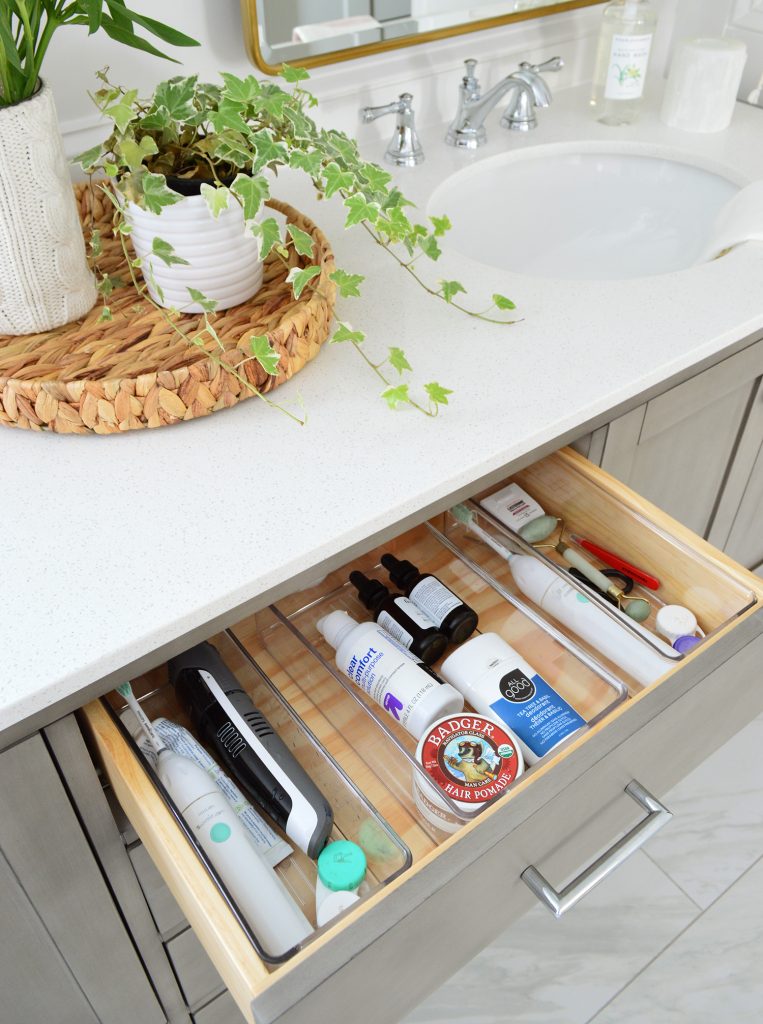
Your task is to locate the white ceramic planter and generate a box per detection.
[126,194,264,312]
[0,82,96,335]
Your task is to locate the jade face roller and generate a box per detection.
[517,514,652,623]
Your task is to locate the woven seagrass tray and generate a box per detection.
[0,185,336,434]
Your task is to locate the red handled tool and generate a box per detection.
[567,534,660,591]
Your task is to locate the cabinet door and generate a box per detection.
[599,344,763,537]
[0,734,165,1024]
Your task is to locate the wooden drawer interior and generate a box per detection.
[81,448,763,1024]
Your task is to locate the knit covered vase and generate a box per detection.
[0,82,97,335]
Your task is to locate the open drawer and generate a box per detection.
[81,448,763,1024]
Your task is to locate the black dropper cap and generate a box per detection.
[349,570,389,615]
[380,553,418,590]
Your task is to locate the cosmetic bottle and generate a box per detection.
[440,633,585,764]
[170,642,334,859]
[380,554,478,644]
[591,0,658,125]
[317,610,464,739]
[315,840,367,926]
[349,570,448,665]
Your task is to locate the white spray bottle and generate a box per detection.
[450,505,675,687]
[116,682,312,957]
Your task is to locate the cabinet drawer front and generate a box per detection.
[80,448,763,1024]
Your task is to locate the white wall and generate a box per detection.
[46,0,686,158]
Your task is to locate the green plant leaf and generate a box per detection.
[322,162,353,198]
[153,76,198,120]
[208,97,249,135]
[250,217,283,260]
[439,280,466,304]
[344,194,379,228]
[187,288,218,312]
[151,237,190,267]
[280,64,310,83]
[200,183,231,219]
[425,381,453,406]
[250,335,281,375]
[220,72,261,104]
[286,264,321,300]
[331,323,365,344]
[250,128,289,171]
[257,83,290,119]
[382,384,410,409]
[104,88,139,133]
[361,162,392,192]
[98,306,113,323]
[118,135,158,173]
[389,347,412,375]
[492,293,517,310]
[100,14,183,63]
[75,144,104,171]
[83,0,103,34]
[141,172,183,215]
[418,234,441,261]
[231,174,270,222]
[430,214,452,237]
[102,6,200,47]
[382,187,415,211]
[286,223,314,259]
[289,149,323,176]
[329,269,364,299]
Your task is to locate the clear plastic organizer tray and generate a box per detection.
[104,629,412,965]
[233,521,629,843]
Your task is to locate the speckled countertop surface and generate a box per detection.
[2,84,763,742]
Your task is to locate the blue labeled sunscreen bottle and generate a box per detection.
[439,633,584,764]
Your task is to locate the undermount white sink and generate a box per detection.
[428,145,741,280]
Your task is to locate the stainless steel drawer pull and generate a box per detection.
[521,781,672,918]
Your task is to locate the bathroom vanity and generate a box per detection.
[3,10,763,1022]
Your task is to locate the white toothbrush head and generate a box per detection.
[116,681,167,755]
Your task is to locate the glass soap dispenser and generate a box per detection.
[591,0,658,125]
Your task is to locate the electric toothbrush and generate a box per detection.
[450,504,675,686]
[116,682,312,957]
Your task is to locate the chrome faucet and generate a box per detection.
[446,56,563,148]
[359,93,424,167]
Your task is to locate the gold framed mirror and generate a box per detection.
[242,1,606,74]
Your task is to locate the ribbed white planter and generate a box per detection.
[126,194,264,313]
[0,82,97,335]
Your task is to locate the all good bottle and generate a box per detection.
[350,570,448,665]
[590,0,658,125]
[439,633,585,764]
[380,554,478,644]
[317,610,464,739]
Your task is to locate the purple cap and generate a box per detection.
[673,634,702,654]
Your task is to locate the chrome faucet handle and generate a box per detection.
[501,55,563,132]
[519,56,564,75]
[462,58,481,99]
[359,92,424,167]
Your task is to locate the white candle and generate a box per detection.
[661,37,747,133]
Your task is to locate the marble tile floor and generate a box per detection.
[403,712,763,1024]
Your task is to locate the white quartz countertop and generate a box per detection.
[3,84,763,741]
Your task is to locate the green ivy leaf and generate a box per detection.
[344,193,379,228]
[231,174,270,221]
[208,97,249,135]
[329,269,364,299]
[389,347,412,375]
[418,234,441,261]
[118,135,158,173]
[151,237,190,267]
[286,223,315,258]
[250,334,281,375]
[250,217,283,260]
[200,183,231,219]
[220,72,261,105]
[141,173,183,215]
[286,264,321,300]
[257,84,290,119]
[361,162,392,192]
[382,384,410,409]
[331,322,365,344]
[187,288,218,313]
[440,280,466,304]
[153,76,198,121]
[250,128,289,171]
[75,143,104,171]
[98,306,113,323]
[382,187,415,211]
[289,149,323,176]
[104,89,139,133]
[280,63,310,83]
[425,381,453,406]
[492,293,517,310]
[322,162,353,198]
[138,105,173,132]
[430,214,452,237]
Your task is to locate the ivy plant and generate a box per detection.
[79,67,519,420]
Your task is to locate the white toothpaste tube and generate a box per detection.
[121,710,293,867]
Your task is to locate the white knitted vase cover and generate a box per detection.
[0,82,97,335]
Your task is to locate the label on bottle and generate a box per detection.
[489,669,585,760]
[604,33,653,100]
[377,610,414,648]
[409,576,462,626]
[396,595,438,628]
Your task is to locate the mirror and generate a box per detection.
[242,1,605,72]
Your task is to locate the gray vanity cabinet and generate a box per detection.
[0,730,167,1024]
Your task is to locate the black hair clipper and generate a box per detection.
[169,642,333,859]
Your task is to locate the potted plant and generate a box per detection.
[0,1,198,336]
[80,67,519,416]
